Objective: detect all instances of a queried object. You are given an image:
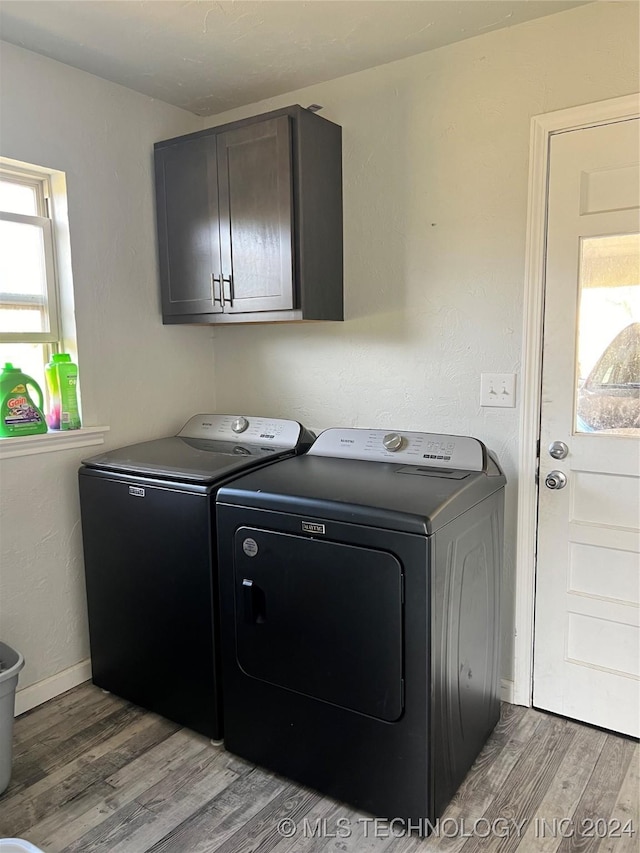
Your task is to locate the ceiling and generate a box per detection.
[0,1,590,116]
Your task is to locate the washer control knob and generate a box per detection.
[383,432,404,452]
[232,416,249,434]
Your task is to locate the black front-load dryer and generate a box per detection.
[78,414,314,740]
[216,427,506,824]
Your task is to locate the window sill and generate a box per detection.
[0,426,110,460]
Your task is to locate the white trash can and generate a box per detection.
[0,642,25,795]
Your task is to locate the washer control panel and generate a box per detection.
[178,414,302,448]
[308,428,485,471]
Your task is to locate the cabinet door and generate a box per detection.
[217,116,294,313]
[155,136,223,316]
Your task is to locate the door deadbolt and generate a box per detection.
[545,470,567,490]
[549,441,569,460]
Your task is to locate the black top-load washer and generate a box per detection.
[78,414,314,739]
[216,427,506,825]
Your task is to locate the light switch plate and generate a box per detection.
[480,373,516,408]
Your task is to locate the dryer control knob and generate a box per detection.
[383,432,404,452]
[232,416,249,434]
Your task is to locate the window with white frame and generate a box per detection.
[0,162,64,394]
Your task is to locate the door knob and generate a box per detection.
[549,441,569,460]
[545,470,567,490]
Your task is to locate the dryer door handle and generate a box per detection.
[242,578,264,624]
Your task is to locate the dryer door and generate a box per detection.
[233,527,404,721]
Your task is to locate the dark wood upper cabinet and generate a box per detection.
[154,134,222,316]
[154,105,343,325]
[217,116,294,314]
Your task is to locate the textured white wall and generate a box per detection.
[0,44,212,692]
[203,2,640,684]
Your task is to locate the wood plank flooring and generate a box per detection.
[0,683,637,853]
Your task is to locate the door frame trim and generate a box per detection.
[514,93,640,707]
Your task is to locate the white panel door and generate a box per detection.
[533,117,640,737]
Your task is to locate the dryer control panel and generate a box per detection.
[178,414,303,448]
[308,428,486,471]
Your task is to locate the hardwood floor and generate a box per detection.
[0,683,637,852]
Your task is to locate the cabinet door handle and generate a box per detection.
[222,275,233,306]
[212,274,222,305]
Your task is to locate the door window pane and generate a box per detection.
[576,234,640,434]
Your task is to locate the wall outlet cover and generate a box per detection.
[480,373,517,408]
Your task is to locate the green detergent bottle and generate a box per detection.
[0,363,48,437]
[45,353,81,430]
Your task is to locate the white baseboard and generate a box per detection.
[14,658,92,716]
[501,678,516,705]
